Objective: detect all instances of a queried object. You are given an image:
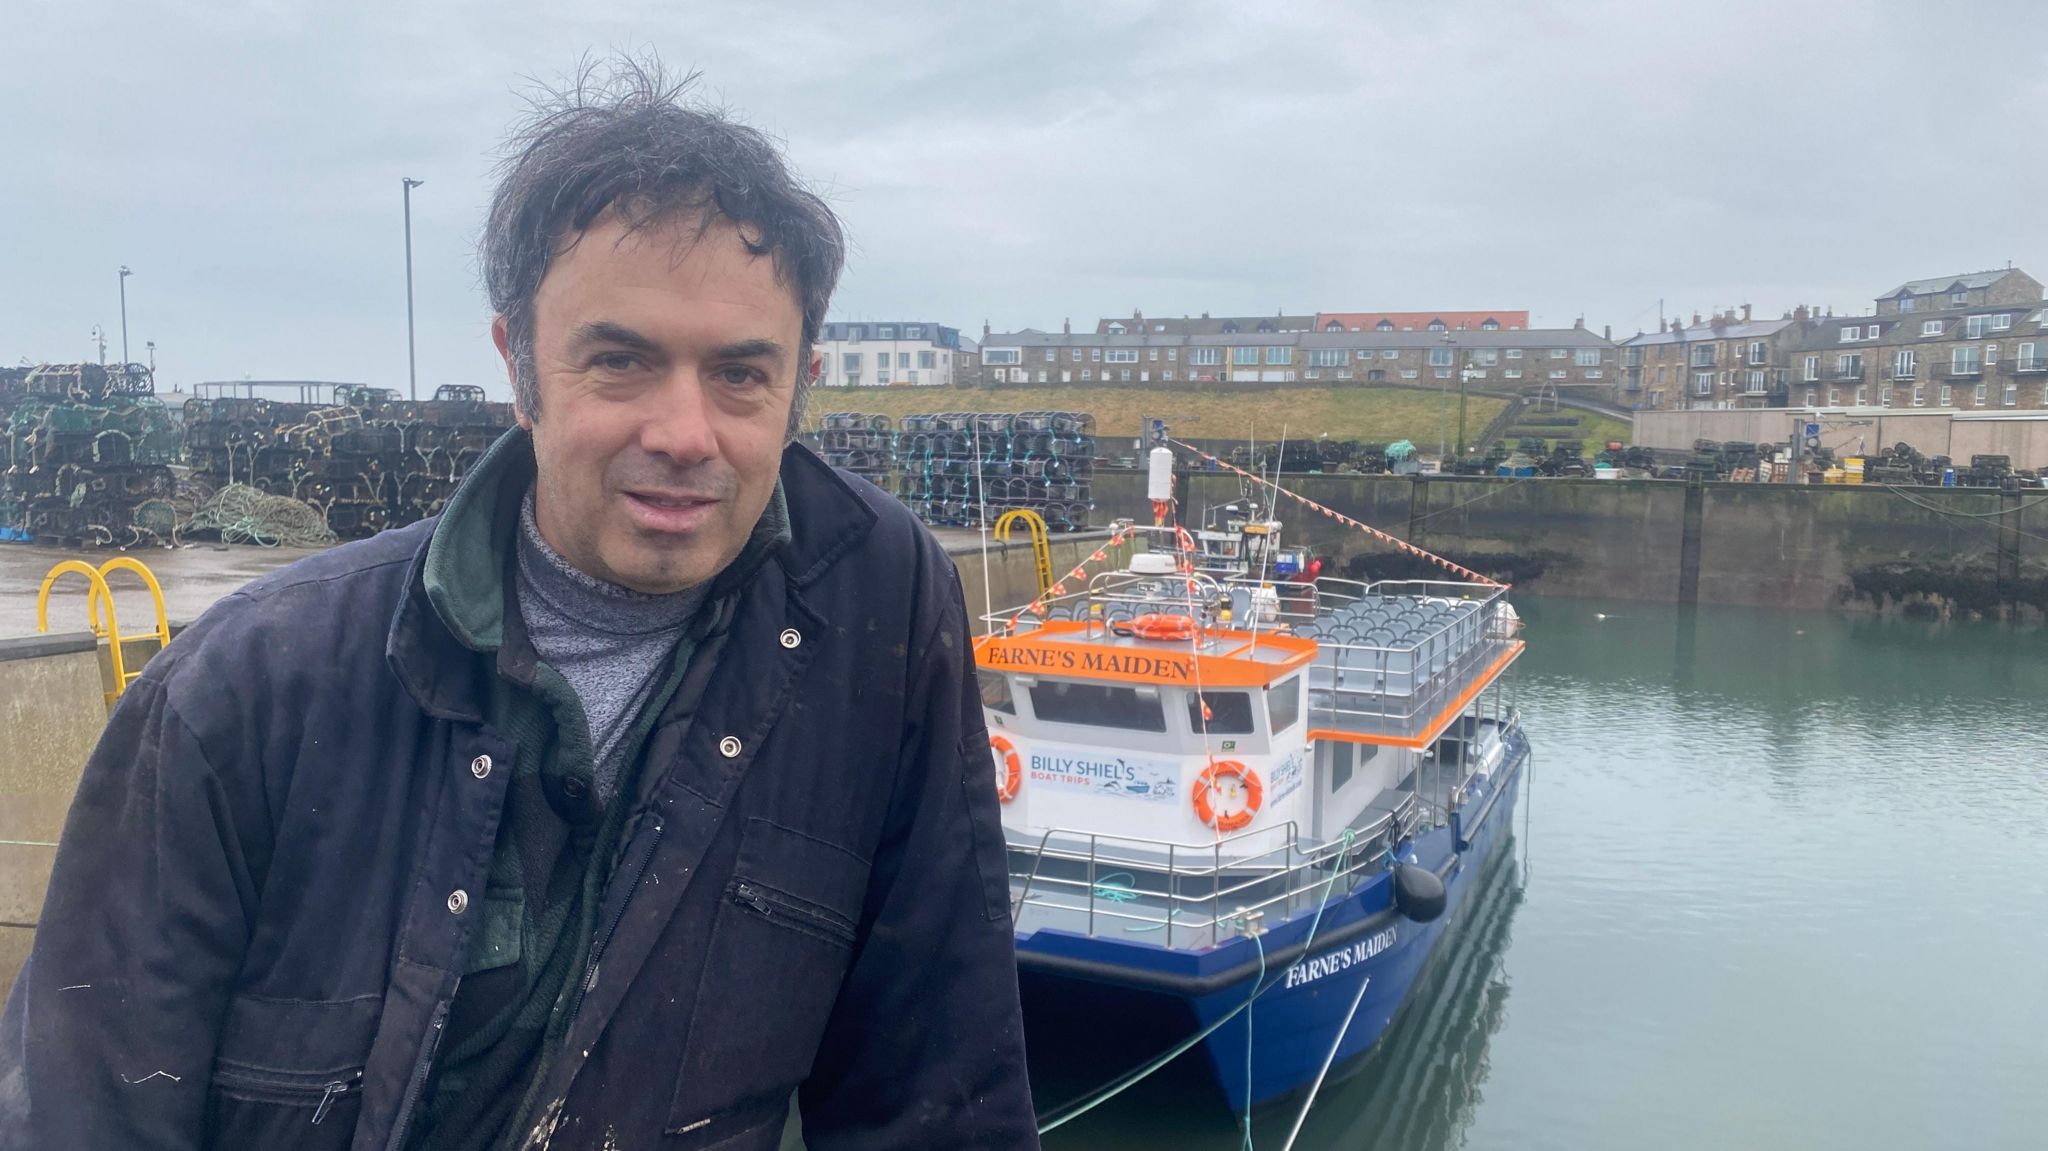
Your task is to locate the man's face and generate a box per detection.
[499,213,802,594]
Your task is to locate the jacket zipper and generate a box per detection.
[211,1065,365,1125]
[384,997,451,1151]
[731,880,857,946]
[581,816,666,997]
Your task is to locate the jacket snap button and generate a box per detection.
[718,735,743,758]
[562,776,587,801]
[469,754,492,779]
[447,889,469,914]
[779,628,801,649]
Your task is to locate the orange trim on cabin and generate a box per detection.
[1305,641,1525,750]
[973,621,1315,689]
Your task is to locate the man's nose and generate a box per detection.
[639,372,719,465]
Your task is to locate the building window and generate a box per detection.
[1835,353,1863,379]
[1376,320,1395,331]
[1855,386,1868,405]
[1504,369,1522,379]
[1033,370,1046,383]
[1690,346,1715,367]
[1693,372,1714,395]
[1148,348,1159,361]
[1548,368,1567,380]
[1071,348,1082,362]
[982,349,1018,365]
[1648,390,1663,408]
[1880,389,1892,408]
[906,371,919,385]
[1991,313,2013,332]
[905,325,922,339]
[1912,385,1925,407]
[1162,371,1175,381]
[1951,290,1969,305]
[1921,320,1943,337]
[1939,384,1951,405]
[1804,389,1817,406]
[1481,319,1500,331]
[1746,370,1767,394]
[1401,369,1419,379]
[1043,349,1055,362]
[1191,347,1220,366]
[1551,348,1569,360]
[1310,349,1348,367]
[1119,369,1131,382]
[1840,326,1860,341]
[1803,355,1819,381]
[1090,348,1101,362]
[1898,295,1915,313]
[1368,369,1387,381]
[1952,347,1982,374]
[2005,384,2019,406]
[1827,388,1838,406]
[1973,382,1987,404]
[1987,343,2000,364]
[897,352,911,369]
[1265,346,1291,365]
[877,326,894,339]
[1748,341,1767,363]
[1428,347,1453,367]
[1575,348,1601,367]
[1966,315,1989,339]
[1436,368,1453,379]
[1894,349,1915,379]
[920,351,936,370]
[1106,322,1126,335]
[1140,371,1149,382]
[1232,347,1260,365]
[1081,370,1093,381]
[1167,349,1178,361]
[1506,348,1523,359]
[1105,349,1138,363]
[1477,350,1499,366]
[842,352,864,372]
[2018,342,2044,371]
[1061,371,1072,383]
[1382,349,1399,360]
[1427,320,1447,331]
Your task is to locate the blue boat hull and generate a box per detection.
[1017,742,1527,1114]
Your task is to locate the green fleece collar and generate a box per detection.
[423,426,791,654]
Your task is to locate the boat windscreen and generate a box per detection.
[978,669,1016,715]
[1187,690,1256,734]
[1029,681,1167,732]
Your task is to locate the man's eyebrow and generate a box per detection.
[568,321,662,353]
[709,338,787,362]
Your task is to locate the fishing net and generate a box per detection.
[179,482,338,548]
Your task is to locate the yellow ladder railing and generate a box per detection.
[994,509,1054,598]
[37,556,171,702]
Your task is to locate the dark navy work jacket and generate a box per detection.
[0,442,1037,1151]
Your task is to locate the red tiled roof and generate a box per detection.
[1315,311,1530,333]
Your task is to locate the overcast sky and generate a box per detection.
[5,0,2045,398]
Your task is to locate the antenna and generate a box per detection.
[973,421,993,636]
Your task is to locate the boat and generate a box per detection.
[975,431,1530,1118]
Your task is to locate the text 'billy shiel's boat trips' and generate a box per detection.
[972,428,1531,1119]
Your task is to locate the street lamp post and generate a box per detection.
[402,178,424,401]
[1438,333,1454,460]
[1456,350,1474,458]
[146,340,157,376]
[118,266,132,371]
[90,324,107,366]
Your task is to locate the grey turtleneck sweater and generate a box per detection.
[514,491,708,804]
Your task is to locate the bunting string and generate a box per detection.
[1002,523,1135,632]
[1168,439,1505,589]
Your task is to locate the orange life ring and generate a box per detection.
[1192,760,1263,832]
[1127,613,1199,642]
[990,734,1022,803]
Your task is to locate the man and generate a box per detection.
[0,62,1038,1151]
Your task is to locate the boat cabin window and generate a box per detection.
[978,669,1016,715]
[1029,681,1167,732]
[1268,676,1302,732]
[1187,690,1256,735]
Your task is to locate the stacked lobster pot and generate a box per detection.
[814,413,895,489]
[893,411,1094,530]
[0,363,180,545]
[182,384,515,539]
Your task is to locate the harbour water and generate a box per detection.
[1035,598,2048,1151]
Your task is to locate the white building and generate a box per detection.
[814,321,965,388]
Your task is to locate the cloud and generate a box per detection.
[2,0,2043,392]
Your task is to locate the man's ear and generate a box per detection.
[492,315,533,429]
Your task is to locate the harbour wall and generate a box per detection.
[1093,471,2048,616]
[1633,407,2048,470]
